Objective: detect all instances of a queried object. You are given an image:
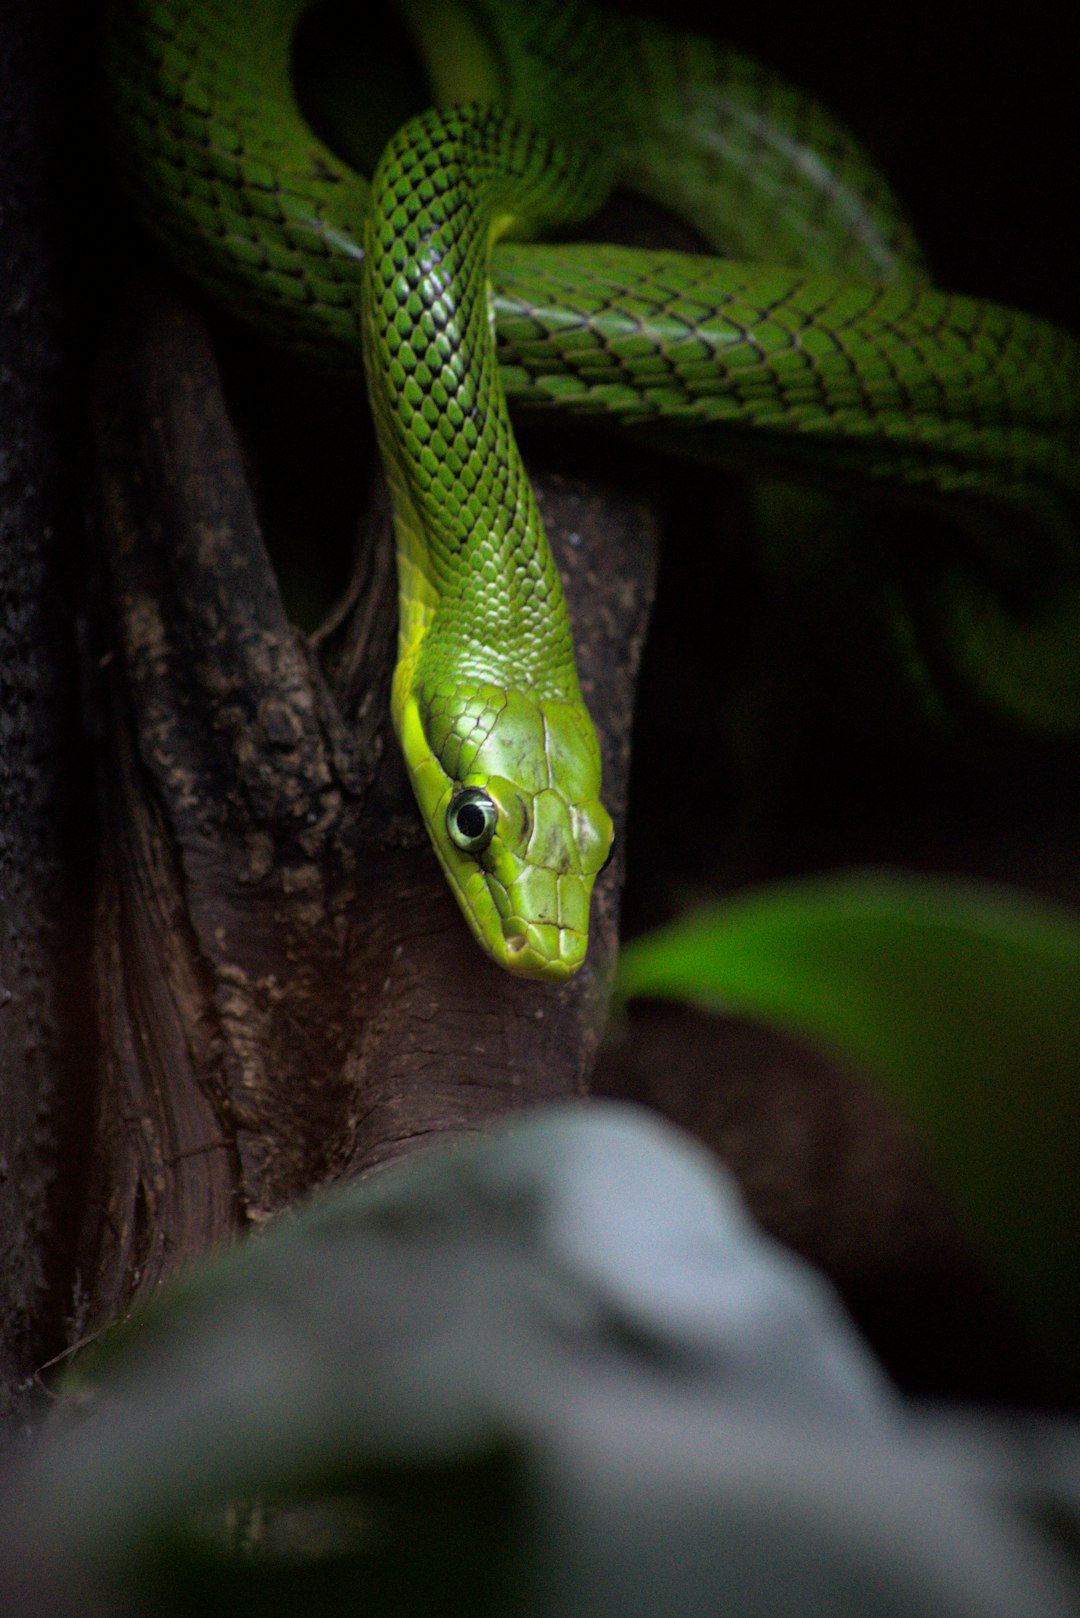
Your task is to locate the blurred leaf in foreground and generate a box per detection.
[615,871,1080,1388]
[2,1105,1079,1617]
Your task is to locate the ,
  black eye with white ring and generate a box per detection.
[447,787,498,854]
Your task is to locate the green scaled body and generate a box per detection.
[360,99,617,978]
[104,0,1080,978]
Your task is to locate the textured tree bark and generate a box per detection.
[80,271,660,1327]
[0,0,93,1426]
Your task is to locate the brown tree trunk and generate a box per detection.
[78,269,660,1328]
[0,0,93,1427]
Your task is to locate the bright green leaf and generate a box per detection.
[615,871,1080,1388]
